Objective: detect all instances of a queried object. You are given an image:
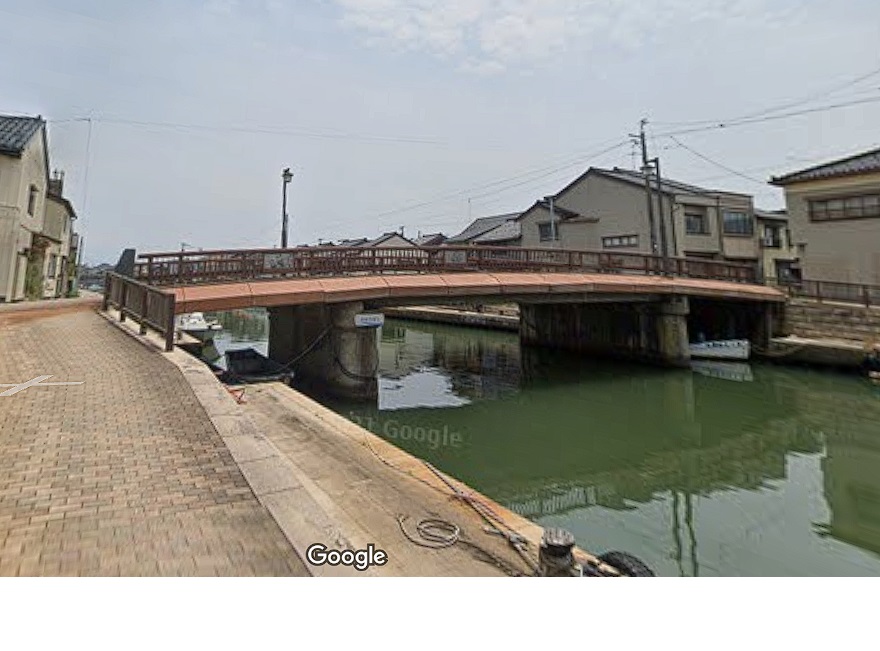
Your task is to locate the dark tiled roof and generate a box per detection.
[360,232,416,247]
[514,200,584,222]
[593,167,717,196]
[473,220,521,243]
[534,199,582,220]
[337,237,368,247]
[447,212,520,243]
[0,115,44,155]
[770,146,880,185]
[414,233,446,246]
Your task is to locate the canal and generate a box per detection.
[208,308,880,577]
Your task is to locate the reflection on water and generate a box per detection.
[219,310,880,576]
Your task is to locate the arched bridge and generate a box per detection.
[103,246,785,399]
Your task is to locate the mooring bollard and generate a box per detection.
[537,527,580,577]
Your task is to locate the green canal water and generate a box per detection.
[210,309,880,577]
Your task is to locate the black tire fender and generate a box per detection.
[597,551,656,577]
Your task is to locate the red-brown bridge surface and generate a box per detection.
[170,272,784,314]
[124,245,784,313]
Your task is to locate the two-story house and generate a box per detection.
[0,115,50,302]
[44,171,78,298]
[755,209,799,282]
[517,167,767,267]
[770,146,880,285]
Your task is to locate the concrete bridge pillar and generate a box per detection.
[519,296,691,367]
[657,296,691,368]
[268,301,379,401]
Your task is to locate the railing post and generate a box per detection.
[119,283,127,322]
[139,289,148,335]
[863,284,870,309]
[102,273,111,311]
[164,294,176,352]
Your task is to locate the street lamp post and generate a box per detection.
[281,167,293,249]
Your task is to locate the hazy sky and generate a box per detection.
[2,0,879,263]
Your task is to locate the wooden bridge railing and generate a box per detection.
[133,246,759,287]
[102,271,177,351]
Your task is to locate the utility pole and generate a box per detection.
[653,156,677,260]
[651,157,670,268]
[636,119,658,258]
[281,167,293,249]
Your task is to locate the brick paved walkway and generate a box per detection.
[0,307,307,576]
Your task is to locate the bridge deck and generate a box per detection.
[167,272,785,314]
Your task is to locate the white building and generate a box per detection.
[0,115,50,302]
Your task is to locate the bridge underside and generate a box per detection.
[167,273,782,401]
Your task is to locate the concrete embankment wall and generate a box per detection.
[784,299,880,344]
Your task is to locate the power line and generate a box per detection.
[667,135,767,185]
[653,63,880,128]
[468,141,630,201]
[329,138,630,227]
[654,94,880,138]
[688,141,880,185]
[90,116,447,146]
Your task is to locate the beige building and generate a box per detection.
[0,115,50,302]
[517,167,764,267]
[42,172,78,298]
[755,209,798,282]
[770,147,880,285]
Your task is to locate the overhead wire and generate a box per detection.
[666,135,768,185]
[653,95,880,139]
[653,63,880,127]
[314,139,632,237]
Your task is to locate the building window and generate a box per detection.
[722,210,753,236]
[762,224,782,248]
[809,194,880,221]
[47,254,57,278]
[537,222,558,242]
[27,185,39,216]
[685,212,709,235]
[602,234,638,248]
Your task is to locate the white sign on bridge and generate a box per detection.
[354,313,385,328]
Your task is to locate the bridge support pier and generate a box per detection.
[268,301,379,401]
[519,296,691,367]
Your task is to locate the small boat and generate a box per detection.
[862,347,880,382]
[223,348,293,384]
[691,360,754,382]
[176,312,223,341]
[689,339,750,361]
